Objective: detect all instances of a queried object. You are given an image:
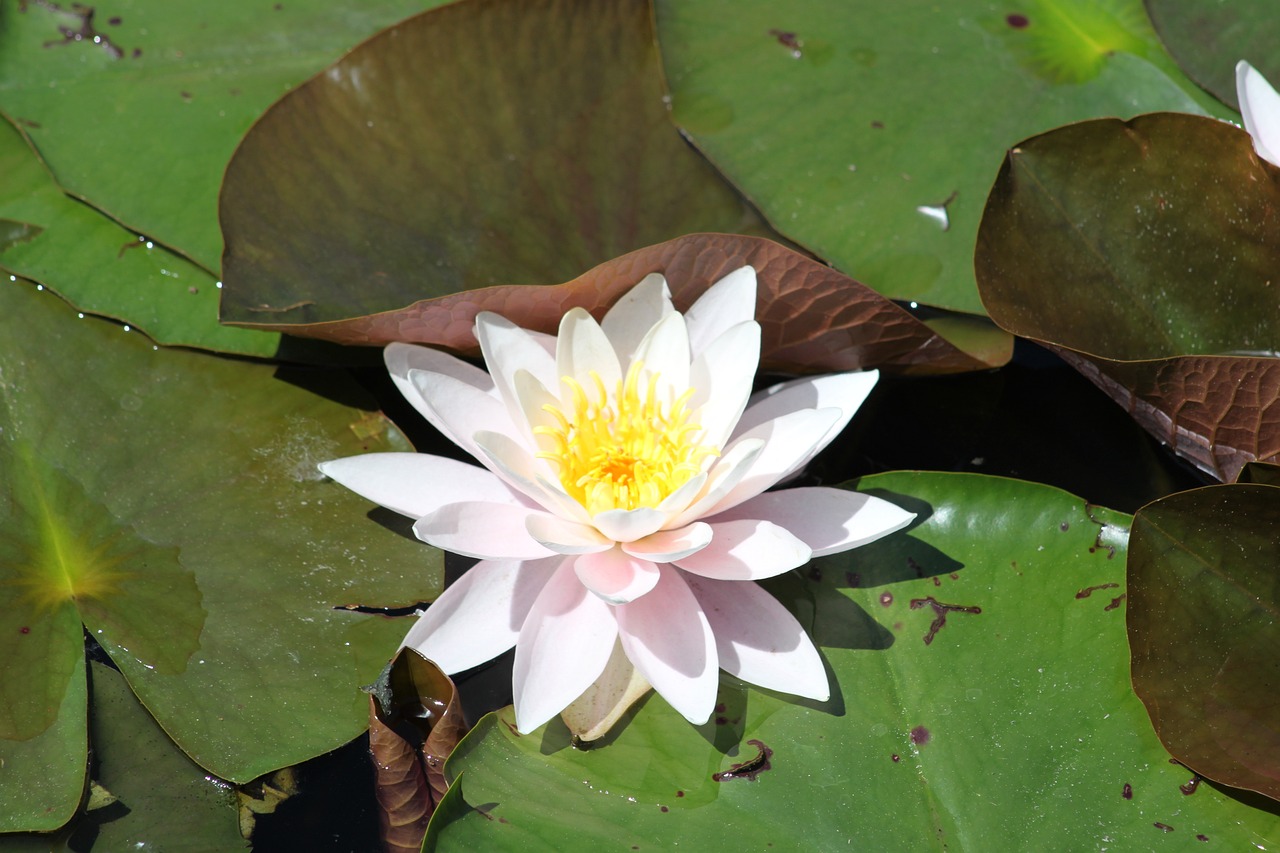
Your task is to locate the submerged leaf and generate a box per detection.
[1146,0,1280,109]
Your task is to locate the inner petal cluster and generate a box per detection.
[536,361,718,516]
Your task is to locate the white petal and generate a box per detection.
[684,575,828,701]
[683,266,757,358]
[601,273,674,363]
[574,547,661,604]
[527,513,614,555]
[475,312,561,422]
[688,321,761,450]
[413,502,556,560]
[616,565,717,725]
[713,488,916,556]
[655,472,708,518]
[630,312,690,404]
[318,453,528,518]
[665,438,765,529]
[1238,60,1280,168]
[674,519,811,580]
[408,368,527,460]
[401,557,556,673]
[473,429,590,523]
[512,369,562,454]
[556,308,621,410]
[385,342,496,423]
[513,562,619,733]
[733,371,879,442]
[591,507,667,543]
[622,522,713,563]
[704,408,841,516]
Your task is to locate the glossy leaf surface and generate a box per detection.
[0,278,441,796]
[219,0,773,332]
[429,473,1280,848]
[654,0,1224,316]
[236,234,1010,375]
[1129,483,1280,801]
[976,112,1280,480]
[1145,0,1280,109]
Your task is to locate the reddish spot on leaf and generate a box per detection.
[909,596,983,645]
[910,726,931,746]
[712,740,773,782]
[1180,776,1201,795]
[1122,783,1133,800]
[1076,583,1120,599]
[1006,13,1029,28]
[18,626,30,634]
[1104,594,1126,612]
[891,754,900,762]
[879,592,894,607]
[1154,822,1174,832]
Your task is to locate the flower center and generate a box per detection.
[535,362,718,515]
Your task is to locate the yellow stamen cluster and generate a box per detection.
[535,362,717,516]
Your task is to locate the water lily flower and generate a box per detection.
[1236,60,1280,167]
[320,268,914,735]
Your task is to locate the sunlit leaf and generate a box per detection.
[1146,0,1280,109]
[976,112,1280,480]
[1129,483,1280,802]
[236,234,1009,375]
[218,0,773,331]
[654,0,1226,316]
[428,473,1280,848]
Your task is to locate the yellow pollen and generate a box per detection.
[535,361,718,515]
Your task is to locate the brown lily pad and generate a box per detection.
[976,112,1280,480]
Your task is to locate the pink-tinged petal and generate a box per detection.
[473,430,590,523]
[683,266,757,359]
[513,562,619,733]
[413,502,556,560]
[675,519,811,580]
[617,565,718,725]
[401,557,557,673]
[684,575,828,701]
[592,507,667,543]
[527,513,614,555]
[512,369,561,453]
[601,273,674,362]
[386,342,496,425]
[733,371,879,442]
[475,311,560,420]
[688,321,761,449]
[656,472,708,518]
[318,454,528,518]
[556,308,621,409]
[630,312,690,404]
[704,408,841,516]
[574,547,661,604]
[712,488,915,556]
[1239,60,1280,168]
[665,439,765,529]
[622,522,712,563]
[408,368,527,460]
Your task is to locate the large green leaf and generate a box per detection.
[0,276,442,824]
[1129,483,1280,802]
[654,0,1227,316]
[218,0,771,328]
[1146,0,1280,109]
[975,112,1280,481]
[0,0,444,272]
[0,117,277,356]
[429,473,1280,848]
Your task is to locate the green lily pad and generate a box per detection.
[428,472,1280,848]
[218,0,772,329]
[0,0,446,273]
[1146,0,1280,109]
[975,112,1280,480]
[0,116,277,356]
[1129,483,1280,802]
[654,0,1226,316]
[0,275,442,827]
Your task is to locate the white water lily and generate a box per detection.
[1236,60,1280,167]
[320,268,915,735]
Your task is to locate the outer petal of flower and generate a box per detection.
[622,522,712,563]
[556,308,621,408]
[513,562,619,733]
[413,502,557,560]
[631,312,690,403]
[386,342,496,424]
[711,488,915,556]
[401,557,556,673]
[1238,60,1280,168]
[688,320,761,450]
[592,507,667,543]
[683,266,757,358]
[473,429,591,523]
[684,575,828,701]
[674,519,811,580]
[616,566,718,725]
[573,547,661,604]
[527,513,615,555]
[475,311,560,430]
[705,408,841,516]
[733,371,878,444]
[318,453,528,518]
[601,273,673,363]
[409,368,527,460]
